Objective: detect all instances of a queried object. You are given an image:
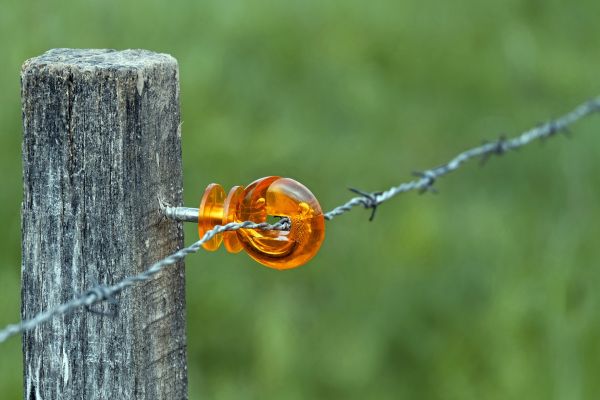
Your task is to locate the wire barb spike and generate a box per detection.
[84,284,119,317]
[480,135,507,166]
[348,188,382,221]
[412,170,438,194]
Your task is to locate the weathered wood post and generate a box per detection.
[21,49,188,399]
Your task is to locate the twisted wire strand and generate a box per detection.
[1,96,599,343]
[0,219,289,343]
[325,96,600,220]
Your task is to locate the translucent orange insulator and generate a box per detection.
[222,186,244,253]
[197,176,325,270]
[198,183,226,251]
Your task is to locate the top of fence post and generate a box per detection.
[21,48,188,399]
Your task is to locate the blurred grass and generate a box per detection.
[1,0,600,398]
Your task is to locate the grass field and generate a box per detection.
[1,0,600,398]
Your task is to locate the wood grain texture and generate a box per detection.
[21,49,188,399]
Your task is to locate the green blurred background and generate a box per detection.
[1,0,600,398]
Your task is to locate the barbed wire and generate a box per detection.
[1,96,599,344]
[0,220,289,343]
[325,96,600,221]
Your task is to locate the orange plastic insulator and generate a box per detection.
[222,186,244,253]
[197,176,325,270]
[198,183,226,251]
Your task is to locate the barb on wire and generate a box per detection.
[1,95,599,344]
[348,188,382,221]
[479,135,507,166]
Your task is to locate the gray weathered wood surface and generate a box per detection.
[21,49,188,399]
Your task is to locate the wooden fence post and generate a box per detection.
[21,49,188,399]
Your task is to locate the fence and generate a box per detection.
[20,49,186,400]
[1,48,599,399]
